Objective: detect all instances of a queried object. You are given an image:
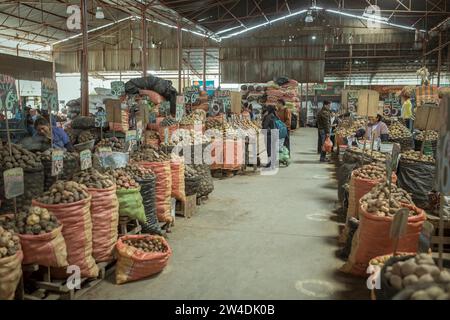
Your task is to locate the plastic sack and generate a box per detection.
[88,185,119,262]
[341,203,426,277]
[140,161,172,223]
[32,196,99,278]
[192,164,214,197]
[115,234,172,284]
[71,116,96,130]
[275,76,290,86]
[347,172,397,219]
[158,124,179,143]
[116,187,146,224]
[136,175,162,235]
[0,251,23,300]
[185,175,201,196]
[139,89,165,104]
[19,225,68,267]
[397,159,436,208]
[322,135,333,153]
[170,157,186,202]
[223,139,244,171]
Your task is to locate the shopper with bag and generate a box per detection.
[317,101,332,162]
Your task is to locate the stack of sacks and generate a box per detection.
[265,79,300,112]
[241,84,266,104]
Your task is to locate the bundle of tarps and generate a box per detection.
[125,76,178,114]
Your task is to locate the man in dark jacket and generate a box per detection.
[317,101,331,162]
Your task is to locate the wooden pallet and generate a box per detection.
[427,213,450,253]
[175,195,197,218]
[22,260,116,300]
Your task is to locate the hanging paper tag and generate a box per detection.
[51,150,64,176]
[80,149,92,170]
[164,127,169,144]
[95,110,107,128]
[3,167,24,199]
[390,208,410,239]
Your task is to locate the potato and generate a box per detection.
[403,274,419,287]
[418,274,434,284]
[390,275,403,290]
[401,260,417,277]
[411,290,431,300]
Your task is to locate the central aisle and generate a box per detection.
[85,128,368,300]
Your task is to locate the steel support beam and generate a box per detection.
[141,5,148,77]
[177,20,182,93]
[80,0,89,116]
[203,37,207,90]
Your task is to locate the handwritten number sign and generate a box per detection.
[3,168,24,199]
[111,81,125,96]
[80,149,92,170]
[51,150,64,176]
[41,78,58,112]
[0,74,19,113]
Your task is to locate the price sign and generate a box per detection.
[97,147,112,168]
[390,208,410,239]
[41,78,58,112]
[51,150,64,176]
[126,130,137,152]
[164,127,169,145]
[176,95,185,121]
[80,149,92,170]
[3,168,24,199]
[111,81,125,96]
[0,74,19,113]
[95,111,107,128]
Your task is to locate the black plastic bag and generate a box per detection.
[136,175,162,235]
[338,217,359,260]
[275,76,289,86]
[71,116,96,130]
[337,162,359,203]
[397,159,436,207]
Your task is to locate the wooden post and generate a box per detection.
[80,0,89,116]
[203,37,207,91]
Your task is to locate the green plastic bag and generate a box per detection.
[116,186,146,223]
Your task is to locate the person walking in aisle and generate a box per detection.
[317,101,331,162]
[262,105,277,167]
[276,99,291,154]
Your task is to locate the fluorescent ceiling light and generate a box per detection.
[221,9,307,38]
[216,25,243,35]
[326,9,426,32]
[311,35,316,40]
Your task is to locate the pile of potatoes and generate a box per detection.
[71,168,115,189]
[385,254,450,299]
[353,164,387,180]
[389,121,412,139]
[37,149,78,163]
[144,130,159,140]
[123,237,168,253]
[132,146,171,162]
[0,143,41,170]
[179,114,196,126]
[401,150,435,164]
[122,164,154,180]
[65,129,78,145]
[77,130,95,144]
[370,253,412,267]
[416,130,439,141]
[348,147,386,162]
[15,206,59,235]
[36,181,90,205]
[184,165,198,178]
[109,169,139,189]
[361,182,415,217]
[0,225,20,258]
[95,137,125,152]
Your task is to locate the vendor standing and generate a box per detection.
[401,93,414,131]
[276,99,291,153]
[34,116,73,151]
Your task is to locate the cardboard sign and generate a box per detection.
[51,150,64,176]
[164,128,169,145]
[95,110,107,128]
[0,74,19,113]
[41,78,58,112]
[176,96,185,121]
[111,81,125,96]
[3,167,24,199]
[80,149,92,170]
[390,208,410,239]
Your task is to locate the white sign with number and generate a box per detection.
[80,149,92,170]
[3,167,24,199]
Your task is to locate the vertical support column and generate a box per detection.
[305,83,309,128]
[51,47,56,81]
[80,0,89,116]
[437,32,442,87]
[16,44,21,108]
[187,51,191,87]
[177,21,182,93]
[203,37,207,91]
[349,44,353,86]
[141,5,148,77]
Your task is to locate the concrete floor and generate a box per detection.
[84,128,368,300]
